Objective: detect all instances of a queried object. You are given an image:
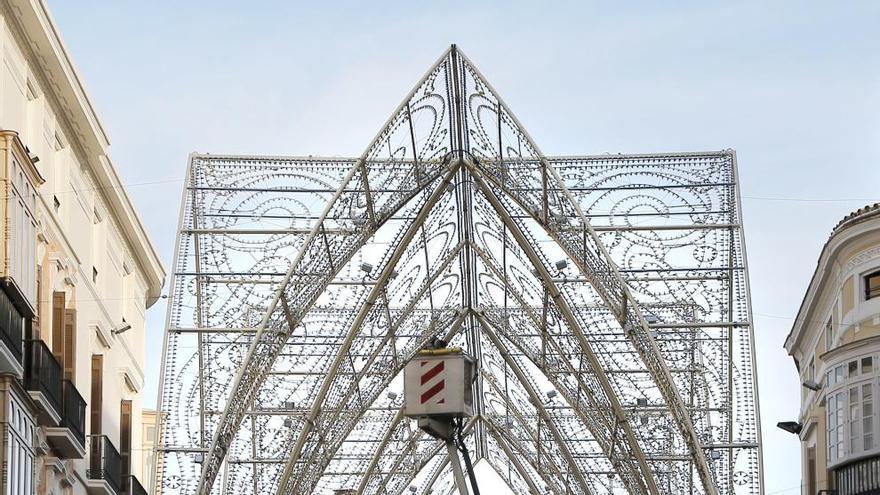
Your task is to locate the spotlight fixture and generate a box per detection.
[112,322,132,335]
[802,380,821,392]
[776,421,802,435]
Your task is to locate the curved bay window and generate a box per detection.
[827,354,878,467]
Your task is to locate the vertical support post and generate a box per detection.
[446,439,470,495]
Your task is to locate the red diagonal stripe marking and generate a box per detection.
[420,361,445,385]
[420,379,445,404]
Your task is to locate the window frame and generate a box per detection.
[826,317,834,351]
[825,352,880,467]
[866,269,880,301]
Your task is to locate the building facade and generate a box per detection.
[786,203,880,495]
[0,0,164,494]
[140,410,157,493]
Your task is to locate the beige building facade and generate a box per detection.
[0,0,164,494]
[786,203,880,494]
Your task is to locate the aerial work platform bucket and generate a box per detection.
[403,347,475,420]
[403,346,479,495]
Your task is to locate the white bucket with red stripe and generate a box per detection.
[403,348,475,419]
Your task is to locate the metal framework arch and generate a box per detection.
[155,45,763,495]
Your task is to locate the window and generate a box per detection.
[92,267,98,284]
[850,387,860,454]
[52,195,60,213]
[829,391,845,460]
[826,353,880,466]
[864,383,874,451]
[826,317,834,350]
[867,270,880,301]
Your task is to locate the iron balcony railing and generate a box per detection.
[22,339,62,415]
[61,379,86,447]
[0,290,23,364]
[125,475,147,495]
[88,435,123,494]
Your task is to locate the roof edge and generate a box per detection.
[785,204,880,353]
[5,0,165,303]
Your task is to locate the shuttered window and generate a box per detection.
[90,355,103,435]
[33,265,40,339]
[121,400,132,478]
[63,309,75,381]
[51,291,65,361]
[51,292,76,380]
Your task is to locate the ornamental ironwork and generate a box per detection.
[155,46,762,495]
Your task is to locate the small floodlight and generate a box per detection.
[776,421,802,435]
[112,322,132,335]
[802,380,821,392]
[555,259,568,271]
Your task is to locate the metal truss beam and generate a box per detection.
[466,154,716,493]
[480,369,579,494]
[276,167,461,494]
[477,319,593,495]
[471,184,658,494]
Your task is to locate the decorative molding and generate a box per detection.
[119,364,143,393]
[91,321,114,349]
[844,245,880,275]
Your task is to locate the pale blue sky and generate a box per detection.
[49,1,880,493]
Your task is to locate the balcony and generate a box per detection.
[46,379,86,458]
[0,132,41,379]
[0,290,24,377]
[86,435,123,495]
[124,475,147,495]
[23,339,62,425]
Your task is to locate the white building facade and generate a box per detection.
[0,1,164,494]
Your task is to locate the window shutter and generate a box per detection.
[52,291,65,361]
[121,400,132,478]
[90,355,103,435]
[63,309,76,381]
[33,265,41,339]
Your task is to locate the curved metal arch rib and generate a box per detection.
[468,196,658,494]
[196,46,462,493]
[454,46,716,492]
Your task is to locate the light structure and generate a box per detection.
[155,46,763,494]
